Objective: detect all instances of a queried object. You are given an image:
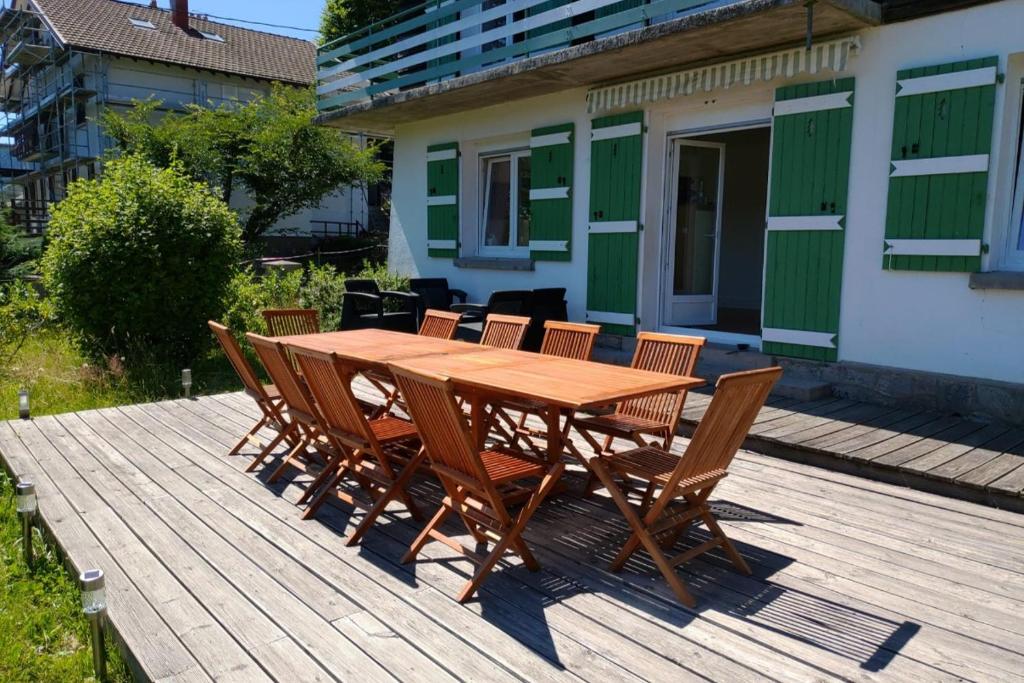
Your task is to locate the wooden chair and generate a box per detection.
[208,321,295,460]
[291,347,424,544]
[418,309,462,340]
[479,313,531,350]
[588,367,782,608]
[502,321,601,457]
[262,308,320,336]
[571,333,706,493]
[389,362,563,603]
[245,333,332,480]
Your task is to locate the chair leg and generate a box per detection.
[402,505,451,564]
[346,449,427,546]
[268,438,309,483]
[699,503,751,575]
[245,423,294,473]
[298,451,344,506]
[230,415,268,455]
[301,463,352,520]
[590,459,696,608]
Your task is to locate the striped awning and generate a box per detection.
[586,36,861,114]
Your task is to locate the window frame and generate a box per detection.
[1005,77,1024,271]
[478,148,530,257]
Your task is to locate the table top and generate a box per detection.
[278,329,702,410]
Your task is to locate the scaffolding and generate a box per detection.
[0,1,107,232]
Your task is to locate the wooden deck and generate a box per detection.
[2,390,1023,682]
[678,391,1024,510]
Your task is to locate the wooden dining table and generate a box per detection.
[279,328,704,465]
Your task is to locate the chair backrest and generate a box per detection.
[246,333,319,424]
[291,347,375,451]
[418,309,462,339]
[262,308,320,337]
[208,321,267,400]
[409,278,452,312]
[668,367,781,488]
[344,278,381,295]
[480,314,531,350]
[486,290,531,316]
[617,332,706,423]
[389,363,493,493]
[539,320,601,360]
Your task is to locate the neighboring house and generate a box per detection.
[316,0,1024,402]
[0,0,379,237]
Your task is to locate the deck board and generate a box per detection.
[2,391,1023,682]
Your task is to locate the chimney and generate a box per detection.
[169,0,189,31]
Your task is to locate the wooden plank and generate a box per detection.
[927,428,1024,482]
[957,453,1024,490]
[826,409,945,455]
[871,420,990,467]
[901,423,1014,475]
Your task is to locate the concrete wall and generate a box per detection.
[388,0,1024,384]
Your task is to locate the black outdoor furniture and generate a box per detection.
[450,290,531,324]
[522,287,568,351]
[340,278,418,332]
[409,277,468,327]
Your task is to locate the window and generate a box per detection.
[198,30,225,43]
[480,150,531,255]
[1008,78,1024,270]
[128,18,155,30]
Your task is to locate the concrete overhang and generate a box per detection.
[317,0,880,135]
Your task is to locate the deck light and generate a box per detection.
[18,389,29,419]
[80,568,107,680]
[182,368,192,399]
[16,481,36,566]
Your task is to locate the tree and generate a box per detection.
[102,86,383,241]
[41,155,242,366]
[319,0,419,46]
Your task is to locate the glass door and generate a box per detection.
[663,139,725,326]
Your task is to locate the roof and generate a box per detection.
[30,0,315,85]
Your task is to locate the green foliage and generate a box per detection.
[300,264,347,331]
[41,154,242,367]
[319,0,417,46]
[0,469,131,681]
[0,218,41,281]
[220,267,303,342]
[355,258,409,293]
[0,280,54,364]
[102,86,384,241]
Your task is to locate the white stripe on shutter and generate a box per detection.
[767,215,844,231]
[883,239,981,256]
[426,195,457,206]
[530,131,572,148]
[426,148,457,162]
[529,187,570,201]
[890,154,989,177]
[588,220,638,234]
[586,310,634,326]
[426,239,457,250]
[896,66,997,97]
[773,91,852,116]
[529,239,569,252]
[762,328,837,349]
[591,122,642,141]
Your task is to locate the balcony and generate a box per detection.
[316,0,879,133]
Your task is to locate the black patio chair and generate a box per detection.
[523,287,568,351]
[409,277,468,327]
[340,279,418,332]
[450,290,531,325]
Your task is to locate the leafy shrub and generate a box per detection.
[41,155,242,366]
[0,218,42,281]
[0,280,53,363]
[299,264,346,331]
[220,267,303,341]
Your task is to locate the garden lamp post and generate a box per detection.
[18,389,30,419]
[15,481,36,567]
[80,568,107,681]
[181,369,192,399]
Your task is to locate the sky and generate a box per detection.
[143,0,326,41]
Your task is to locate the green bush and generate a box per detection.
[41,155,242,366]
[0,280,53,363]
[300,263,346,331]
[220,267,302,341]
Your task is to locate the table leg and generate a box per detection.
[471,394,486,451]
[545,404,561,466]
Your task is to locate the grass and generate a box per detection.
[0,470,131,682]
[0,330,243,422]
[0,329,244,680]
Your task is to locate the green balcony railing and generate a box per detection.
[316,0,723,112]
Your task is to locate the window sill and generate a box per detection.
[454,256,534,271]
[969,271,1024,291]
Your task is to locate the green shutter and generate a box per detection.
[586,111,644,336]
[763,78,855,363]
[882,57,998,272]
[529,123,574,261]
[427,142,459,258]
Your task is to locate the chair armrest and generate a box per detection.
[379,290,419,313]
[343,291,384,316]
[450,288,468,303]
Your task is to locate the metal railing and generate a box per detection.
[316,0,717,112]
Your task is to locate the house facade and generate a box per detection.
[316,0,1024,393]
[1,0,377,237]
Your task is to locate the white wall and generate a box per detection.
[388,0,1024,384]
